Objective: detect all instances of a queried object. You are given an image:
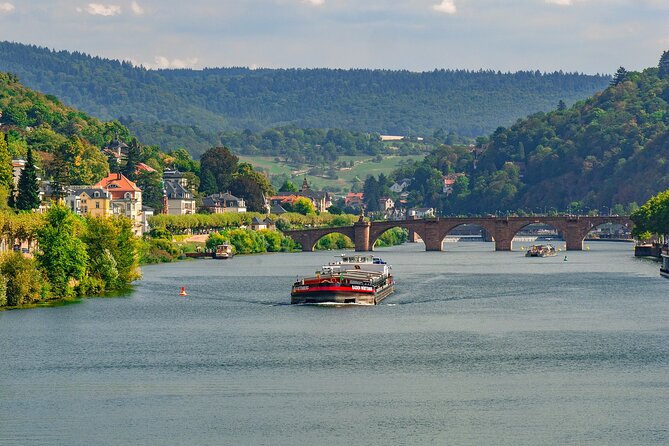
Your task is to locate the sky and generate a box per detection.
[0,0,667,74]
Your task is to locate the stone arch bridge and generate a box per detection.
[283,216,633,252]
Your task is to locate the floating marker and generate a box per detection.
[564,256,568,261]
[179,287,187,296]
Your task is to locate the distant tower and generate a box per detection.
[162,190,168,214]
[301,176,309,192]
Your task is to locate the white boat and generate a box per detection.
[525,244,557,257]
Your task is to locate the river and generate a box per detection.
[0,241,667,445]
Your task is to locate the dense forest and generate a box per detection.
[384,53,669,215]
[0,41,610,152]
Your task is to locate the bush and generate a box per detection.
[0,253,48,306]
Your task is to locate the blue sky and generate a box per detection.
[0,0,667,74]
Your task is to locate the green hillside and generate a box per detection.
[0,41,610,148]
[390,54,669,214]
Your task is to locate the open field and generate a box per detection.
[238,154,425,192]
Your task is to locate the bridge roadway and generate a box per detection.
[283,215,633,252]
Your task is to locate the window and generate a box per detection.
[96,202,100,209]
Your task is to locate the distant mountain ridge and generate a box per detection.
[0,41,610,149]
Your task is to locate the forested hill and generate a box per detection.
[0,41,609,141]
[398,55,669,214]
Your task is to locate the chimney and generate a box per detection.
[117,172,122,180]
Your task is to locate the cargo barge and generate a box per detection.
[291,254,394,305]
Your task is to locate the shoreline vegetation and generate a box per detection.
[1,209,407,310]
[0,204,139,310]
[141,211,408,263]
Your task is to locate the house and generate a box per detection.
[251,217,275,231]
[408,207,436,219]
[270,177,331,213]
[344,192,365,209]
[163,170,196,215]
[270,203,288,215]
[64,187,112,217]
[390,178,411,193]
[380,135,404,142]
[201,192,246,213]
[93,173,144,235]
[442,173,466,194]
[378,196,395,211]
[136,162,157,174]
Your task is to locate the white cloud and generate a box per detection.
[0,2,15,13]
[545,0,573,5]
[302,0,324,6]
[144,56,199,69]
[130,1,144,15]
[83,3,122,16]
[433,0,456,15]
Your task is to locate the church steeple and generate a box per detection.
[301,176,309,192]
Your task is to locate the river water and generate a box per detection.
[0,241,667,445]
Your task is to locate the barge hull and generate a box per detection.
[291,284,394,305]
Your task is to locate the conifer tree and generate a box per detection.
[610,66,627,86]
[122,138,141,181]
[659,50,669,79]
[16,146,40,210]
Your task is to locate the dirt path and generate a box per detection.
[183,234,209,243]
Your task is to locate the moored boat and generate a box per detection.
[291,254,394,305]
[661,245,669,279]
[525,244,557,257]
[213,244,234,259]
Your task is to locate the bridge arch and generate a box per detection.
[439,223,495,251]
[580,218,633,244]
[369,226,410,250]
[284,226,356,252]
[508,221,564,251]
[369,221,428,251]
[308,228,355,252]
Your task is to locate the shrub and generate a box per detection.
[0,253,47,306]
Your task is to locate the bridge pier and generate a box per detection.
[423,220,443,251]
[354,220,371,251]
[492,219,514,251]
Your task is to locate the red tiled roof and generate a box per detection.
[94,173,141,199]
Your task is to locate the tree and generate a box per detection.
[279,180,298,192]
[611,66,627,86]
[135,170,164,213]
[200,170,217,195]
[228,175,266,213]
[0,132,13,191]
[200,146,239,193]
[54,136,109,186]
[36,204,88,297]
[363,175,381,211]
[631,189,669,239]
[293,197,316,215]
[659,50,669,79]
[16,146,40,210]
[122,138,141,181]
[83,216,140,288]
[557,99,567,111]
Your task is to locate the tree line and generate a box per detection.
[0,41,610,152]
